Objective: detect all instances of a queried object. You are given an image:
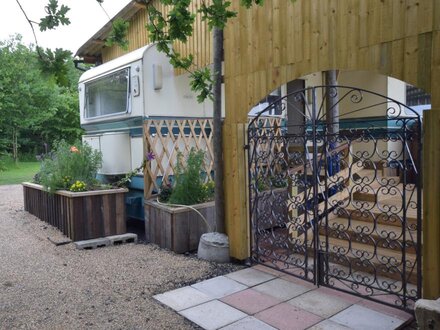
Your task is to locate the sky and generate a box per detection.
[0,0,130,54]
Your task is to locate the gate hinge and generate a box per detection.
[244,144,250,150]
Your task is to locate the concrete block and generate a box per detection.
[107,233,138,245]
[75,238,111,250]
[415,298,440,330]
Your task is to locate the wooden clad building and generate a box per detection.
[77,0,440,298]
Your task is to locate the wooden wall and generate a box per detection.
[102,0,212,72]
[223,0,439,124]
[221,0,440,300]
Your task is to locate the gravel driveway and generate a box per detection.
[0,185,242,329]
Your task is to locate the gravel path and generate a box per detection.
[0,185,243,329]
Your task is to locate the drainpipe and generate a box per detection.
[73,59,88,72]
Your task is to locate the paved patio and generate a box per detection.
[154,265,413,330]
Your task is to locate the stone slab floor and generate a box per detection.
[154,265,414,330]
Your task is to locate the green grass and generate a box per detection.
[0,162,40,185]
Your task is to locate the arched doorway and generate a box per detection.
[247,83,422,311]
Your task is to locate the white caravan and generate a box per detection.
[78,44,213,176]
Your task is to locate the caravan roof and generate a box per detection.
[79,44,154,83]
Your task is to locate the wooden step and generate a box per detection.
[317,236,418,285]
[352,178,401,202]
[255,227,418,285]
[339,203,418,228]
[320,217,418,254]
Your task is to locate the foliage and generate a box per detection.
[0,36,82,161]
[240,0,266,8]
[199,0,236,30]
[168,149,213,205]
[37,48,74,87]
[105,18,130,50]
[36,140,102,193]
[39,0,70,31]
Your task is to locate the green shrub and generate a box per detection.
[168,148,213,205]
[37,140,102,193]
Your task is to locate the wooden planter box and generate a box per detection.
[144,199,215,253]
[22,182,128,241]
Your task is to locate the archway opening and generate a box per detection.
[246,70,429,311]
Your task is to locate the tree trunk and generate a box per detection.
[12,127,18,163]
[213,27,225,233]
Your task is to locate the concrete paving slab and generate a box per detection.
[179,300,246,330]
[255,302,323,330]
[219,316,277,330]
[314,286,363,304]
[253,278,312,301]
[221,288,281,315]
[288,289,352,318]
[329,304,406,330]
[251,265,286,277]
[191,276,248,299]
[225,268,276,287]
[74,237,111,250]
[356,298,413,321]
[307,319,353,329]
[153,286,213,311]
[107,233,137,245]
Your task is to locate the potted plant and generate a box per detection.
[144,148,216,253]
[22,140,128,241]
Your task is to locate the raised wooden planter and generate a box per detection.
[144,199,215,253]
[22,182,128,241]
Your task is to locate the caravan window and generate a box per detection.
[85,68,130,118]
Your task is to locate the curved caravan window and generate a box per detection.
[85,68,130,118]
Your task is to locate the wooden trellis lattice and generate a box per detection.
[143,118,214,198]
[143,117,283,198]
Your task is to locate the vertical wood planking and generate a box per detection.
[318,0,329,70]
[392,0,406,41]
[224,123,250,260]
[423,109,440,299]
[272,0,281,68]
[309,0,320,70]
[367,0,380,47]
[328,0,338,69]
[358,0,368,48]
[405,0,419,38]
[22,185,127,242]
[431,31,440,109]
[380,0,394,43]
[417,32,432,92]
[302,0,311,63]
[403,35,419,86]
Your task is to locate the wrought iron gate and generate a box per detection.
[247,85,422,311]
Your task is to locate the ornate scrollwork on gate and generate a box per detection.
[247,85,422,311]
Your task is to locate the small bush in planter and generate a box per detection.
[166,148,214,205]
[35,140,102,193]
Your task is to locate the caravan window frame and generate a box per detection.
[84,67,131,119]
